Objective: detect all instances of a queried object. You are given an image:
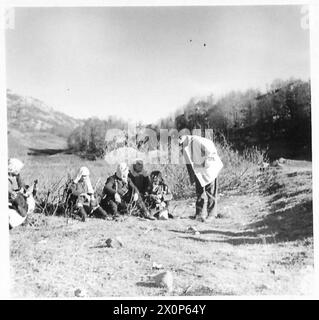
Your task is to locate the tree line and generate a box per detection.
[67,78,311,161]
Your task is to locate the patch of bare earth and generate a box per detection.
[9,161,313,297]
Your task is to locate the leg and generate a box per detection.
[165,201,174,218]
[106,200,120,216]
[92,206,108,220]
[194,176,205,219]
[206,178,218,219]
[135,195,155,220]
[76,199,86,222]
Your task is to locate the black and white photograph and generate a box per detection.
[0,1,318,299]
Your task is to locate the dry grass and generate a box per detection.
[9,152,314,297]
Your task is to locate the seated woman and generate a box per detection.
[65,166,107,222]
[101,162,155,220]
[128,158,150,198]
[145,170,173,219]
[8,158,36,229]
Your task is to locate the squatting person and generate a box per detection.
[65,166,108,222]
[145,170,173,219]
[8,158,35,228]
[128,158,150,198]
[101,162,155,220]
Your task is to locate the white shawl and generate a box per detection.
[182,135,223,187]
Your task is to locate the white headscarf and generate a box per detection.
[8,158,24,175]
[116,162,129,183]
[74,166,94,194]
[178,135,188,145]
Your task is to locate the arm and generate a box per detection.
[128,178,139,194]
[103,177,117,196]
[163,183,173,201]
[16,174,26,190]
[143,176,151,194]
[69,182,82,197]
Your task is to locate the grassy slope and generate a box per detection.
[7,129,68,158]
[9,157,313,297]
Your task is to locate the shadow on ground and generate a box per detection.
[171,194,313,246]
[27,148,72,156]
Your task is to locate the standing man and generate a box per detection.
[179,135,223,222]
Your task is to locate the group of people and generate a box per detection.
[8,135,224,228]
[64,160,173,222]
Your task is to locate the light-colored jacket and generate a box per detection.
[182,135,223,187]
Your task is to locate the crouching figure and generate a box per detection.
[64,167,107,222]
[145,170,173,220]
[100,163,155,220]
[8,158,36,229]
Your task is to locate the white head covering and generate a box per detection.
[178,135,188,145]
[8,158,24,175]
[116,162,129,182]
[74,166,94,194]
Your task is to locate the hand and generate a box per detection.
[114,193,121,203]
[80,193,90,201]
[133,193,139,202]
[10,191,17,199]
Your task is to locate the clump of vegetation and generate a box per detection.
[21,133,268,218]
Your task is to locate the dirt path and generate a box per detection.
[9,161,314,297]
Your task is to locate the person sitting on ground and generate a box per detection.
[100,162,155,220]
[65,166,108,222]
[128,158,150,198]
[8,158,35,229]
[145,170,174,219]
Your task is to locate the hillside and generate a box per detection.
[7,90,83,156]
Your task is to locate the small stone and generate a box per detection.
[105,238,123,249]
[152,262,164,270]
[149,271,173,292]
[74,288,86,297]
[187,226,198,233]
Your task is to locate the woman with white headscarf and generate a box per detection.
[179,135,223,222]
[65,166,107,222]
[101,162,155,220]
[8,158,36,228]
[8,158,25,194]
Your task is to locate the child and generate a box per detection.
[145,170,173,219]
[101,163,155,220]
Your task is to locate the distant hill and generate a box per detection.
[7,90,83,156]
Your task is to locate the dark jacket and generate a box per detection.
[65,181,93,207]
[128,171,150,195]
[103,174,138,201]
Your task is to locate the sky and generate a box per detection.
[5,5,310,123]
